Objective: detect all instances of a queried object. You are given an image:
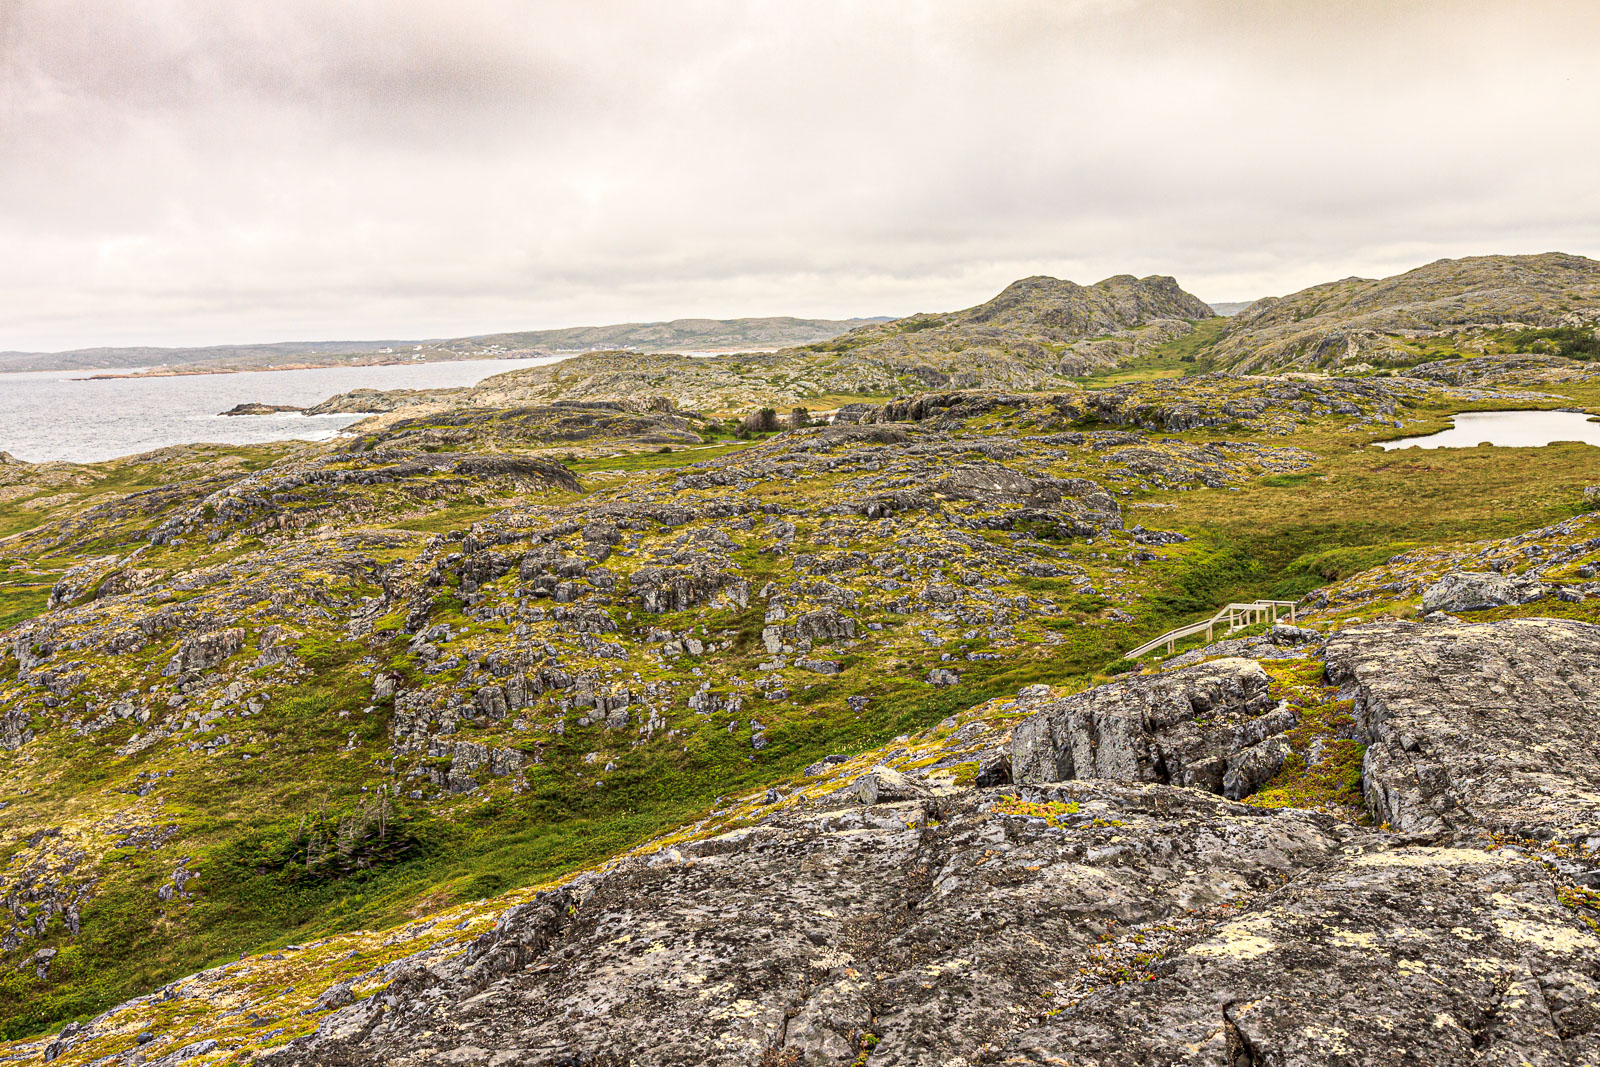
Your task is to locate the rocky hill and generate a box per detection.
[1210,252,1600,373]
[2,345,1600,1063]
[307,274,1217,418]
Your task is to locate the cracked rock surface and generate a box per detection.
[243,617,1600,1066]
[1004,843,1600,1065]
[1010,656,1292,799]
[264,784,1349,1067]
[1326,617,1600,844]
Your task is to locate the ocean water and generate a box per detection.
[0,356,570,463]
[1379,409,1600,450]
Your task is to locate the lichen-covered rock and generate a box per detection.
[0,707,34,751]
[20,617,1600,1066]
[263,784,1349,1067]
[853,764,932,805]
[1326,616,1600,843]
[162,627,246,675]
[1010,657,1289,798]
[628,563,750,613]
[1209,252,1600,374]
[1220,734,1294,801]
[1004,844,1600,1064]
[1420,570,1546,613]
[261,773,1600,1066]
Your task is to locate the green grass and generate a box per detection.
[1074,317,1230,386]
[383,503,503,533]
[1257,471,1321,488]
[1155,432,1599,602]
[566,441,757,474]
[0,583,52,629]
[0,555,1136,1042]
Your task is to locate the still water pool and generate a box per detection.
[1379,409,1600,450]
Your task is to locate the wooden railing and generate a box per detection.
[1125,600,1299,660]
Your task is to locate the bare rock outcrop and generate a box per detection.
[1010,657,1294,800]
[162,628,246,676]
[1005,843,1600,1064]
[1325,617,1600,844]
[21,600,1600,1066]
[264,784,1349,1066]
[1420,569,1546,613]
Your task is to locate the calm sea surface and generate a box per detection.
[0,356,569,463]
[1379,409,1600,450]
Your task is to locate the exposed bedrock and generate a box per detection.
[1420,570,1547,614]
[1005,843,1600,1065]
[1325,616,1600,846]
[264,784,1351,1067]
[1010,657,1294,800]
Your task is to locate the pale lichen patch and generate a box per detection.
[1329,929,1381,950]
[1352,846,1504,868]
[1186,915,1276,961]
[1492,916,1598,955]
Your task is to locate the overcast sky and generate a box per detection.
[3,0,1598,351]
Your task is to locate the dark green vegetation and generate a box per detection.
[1494,326,1600,360]
[1164,436,1598,605]
[1072,316,1230,384]
[1250,658,1366,821]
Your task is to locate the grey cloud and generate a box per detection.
[1,0,1598,349]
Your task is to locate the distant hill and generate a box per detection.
[1209,252,1600,373]
[1207,301,1258,317]
[0,316,892,375]
[310,273,1218,416]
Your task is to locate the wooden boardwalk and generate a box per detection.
[1125,599,1299,660]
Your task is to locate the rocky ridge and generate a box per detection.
[306,274,1216,420]
[1300,510,1600,621]
[261,617,1600,1065]
[1211,253,1600,374]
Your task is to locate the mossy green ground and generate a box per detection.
[1107,381,1600,648]
[1250,658,1366,821]
[1072,316,1230,384]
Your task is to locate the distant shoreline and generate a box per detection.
[68,354,535,381]
[0,347,775,381]
[0,314,880,377]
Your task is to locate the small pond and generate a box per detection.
[1379,409,1600,450]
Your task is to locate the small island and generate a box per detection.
[218,402,306,416]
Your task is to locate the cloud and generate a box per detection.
[2,0,1598,349]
